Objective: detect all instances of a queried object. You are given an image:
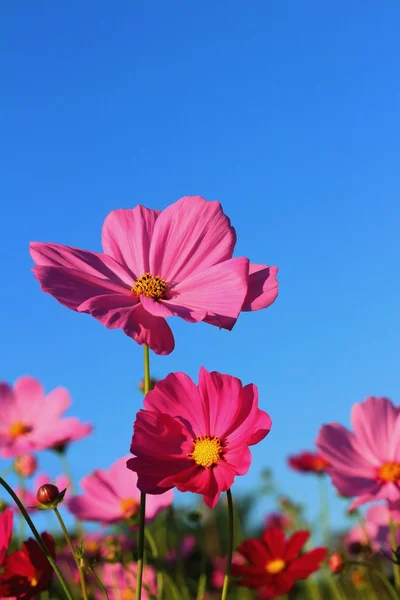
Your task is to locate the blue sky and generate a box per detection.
[2,1,400,533]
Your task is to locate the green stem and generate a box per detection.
[348,560,399,600]
[136,491,146,600]
[390,517,400,590]
[304,578,321,600]
[58,451,84,538]
[318,475,330,546]
[54,506,88,600]
[196,525,207,600]
[221,488,234,600]
[327,573,346,600]
[136,343,150,600]
[87,565,110,600]
[144,528,163,599]
[17,472,26,546]
[0,477,74,600]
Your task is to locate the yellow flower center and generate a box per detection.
[120,497,139,519]
[265,558,286,574]
[378,462,400,482]
[9,421,31,438]
[131,273,167,300]
[188,435,224,468]
[121,590,135,600]
[29,576,39,587]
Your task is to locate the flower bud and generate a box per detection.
[14,454,38,478]
[36,484,61,506]
[329,552,345,574]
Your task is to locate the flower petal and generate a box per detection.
[236,539,269,567]
[262,527,286,559]
[30,243,132,310]
[283,531,309,561]
[150,196,236,281]
[78,294,137,329]
[123,304,175,355]
[316,423,376,476]
[242,264,279,311]
[286,547,327,578]
[164,258,249,326]
[101,206,160,277]
[139,295,206,323]
[143,372,207,437]
[351,396,399,464]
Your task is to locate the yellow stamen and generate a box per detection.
[188,435,224,468]
[30,576,39,587]
[120,497,139,519]
[378,462,400,483]
[9,421,31,438]
[131,272,167,300]
[265,558,286,574]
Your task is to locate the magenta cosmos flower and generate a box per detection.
[67,456,173,524]
[0,377,92,458]
[30,196,278,355]
[127,367,272,508]
[316,396,400,510]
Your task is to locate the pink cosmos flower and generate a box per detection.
[95,562,156,600]
[345,504,400,554]
[0,509,13,566]
[14,455,38,478]
[67,456,173,524]
[127,367,272,508]
[0,377,92,458]
[30,196,278,355]
[316,396,400,510]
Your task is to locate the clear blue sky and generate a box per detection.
[2,1,400,533]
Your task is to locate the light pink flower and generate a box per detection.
[345,504,400,553]
[95,562,156,600]
[14,455,38,478]
[128,367,272,509]
[30,196,278,355]
[67,456,173,524]
[316,396,400,510]
[0,509,13,566]
[0,377,92,458]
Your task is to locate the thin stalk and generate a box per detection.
[144,528,163,599]
[58,451,84,538]
[196,525,207,600]
[17,472,26,546]
[54,506,88,600]
[0,477,74,600]
[390,517,400,590]
[136,343,150,600]
[304,578,321,600]
[87,565,110,600]
[221,488,234,600]
[318,475,330,546]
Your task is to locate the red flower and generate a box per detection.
[232,527,327,598]
[0,532,55,599]
[287,451,330,475]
